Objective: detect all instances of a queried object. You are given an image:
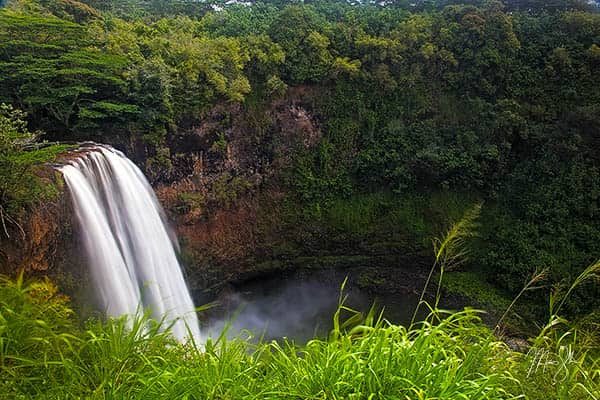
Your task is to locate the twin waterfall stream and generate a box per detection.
[59,145,203,344]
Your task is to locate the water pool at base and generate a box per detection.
[201,269,422,343]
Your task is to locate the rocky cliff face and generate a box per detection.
[154,87,324,293]
[2,86,428,303]
[0,198,65,274]
[151,87,430,298]
[0,170,85,295]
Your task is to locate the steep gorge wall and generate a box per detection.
[0,172,85,294]
[1,86,429,301]
[151,87,430,297]
[154,87,327,293]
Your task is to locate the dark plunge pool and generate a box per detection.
[200,269,422,343]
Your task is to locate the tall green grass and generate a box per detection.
[1,272,598,399]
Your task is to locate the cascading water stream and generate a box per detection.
[59,144,203,344]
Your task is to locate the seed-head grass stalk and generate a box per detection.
[411,202,482,326]
[494,268,548,336]
[548,260,600,327]
[518,260,600,399]
[532,260,600,350]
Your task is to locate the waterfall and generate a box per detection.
[59,144,203,344]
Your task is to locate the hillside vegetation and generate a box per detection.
[0,0,599,360]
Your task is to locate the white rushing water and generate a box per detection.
[60,144,203,344]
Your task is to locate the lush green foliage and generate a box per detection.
[1,0,600,316]
[1,274,598,399]
[0,104,69,234]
